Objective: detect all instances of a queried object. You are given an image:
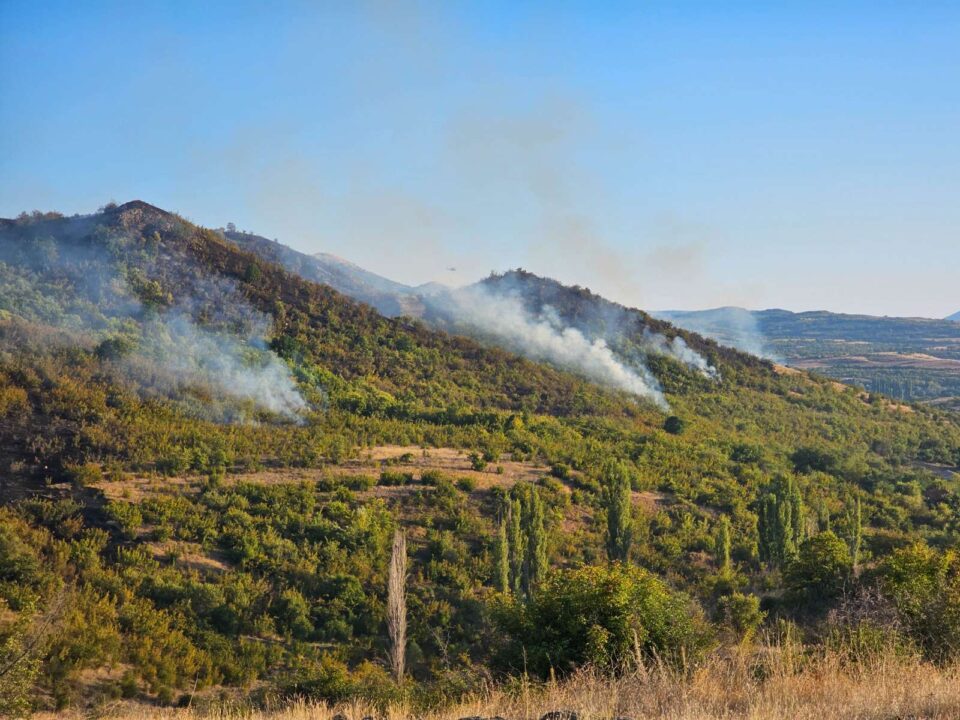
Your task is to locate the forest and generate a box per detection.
[1,202,959,715]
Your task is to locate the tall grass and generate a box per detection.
[41,643,960,720]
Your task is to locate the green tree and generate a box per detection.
[522,487,548,595]
[494,514,510,593]
[758,476,806,568]
[601,460,634,562]
[494,563,712,677]
[843,496,863,571]
[715,515,732,571]
[784,532,851,610]
[507,498,525,595]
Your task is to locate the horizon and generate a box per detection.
[2,1,959,317]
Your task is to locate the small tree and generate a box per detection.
[522,487,548,594]
[387,529,407,682]
[495,513,510,593]
[785,531,851,611]
[508,498,525,594]
[601,460,634,562]
[715,515,732,571]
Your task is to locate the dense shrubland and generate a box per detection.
[0,204,959,714]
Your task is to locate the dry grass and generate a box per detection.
[42,647,960,720]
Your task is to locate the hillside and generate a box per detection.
[657,307,960,408]
[948,310,960,322]
[222,226,424,317]
[1,203,960,714]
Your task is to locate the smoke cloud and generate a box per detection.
[0,217,309,422]
[653,307,778,362]
[443,285,669,409]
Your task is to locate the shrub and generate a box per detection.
[785,532,852,611]
[493,563,712,676]
[343,475,375,491]
[468,452,487,471]
[456,477,477,492]
[664,416,686,435]
[717,592,765,642]
[877,542,960,662]
[379,470,413,487]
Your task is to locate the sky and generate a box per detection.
[1,1,958,318]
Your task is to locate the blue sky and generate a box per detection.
[1,1,958,317]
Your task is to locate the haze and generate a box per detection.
[1,1,958,317]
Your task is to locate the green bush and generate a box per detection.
[784,532,852,611]
[456,477,477,492]
[494,563,713,676]
[379,470,413,486]
[877,542,960,662]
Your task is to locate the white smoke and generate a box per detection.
[443,286,669,409]
[643,329,721,380]
[652,307,778,362]
[136,310,308,421]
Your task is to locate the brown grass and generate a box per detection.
[42,647,960,720]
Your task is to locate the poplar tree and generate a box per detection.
[716,514,732,571]
[522,487,548,594]
[601,460,633,562]
[508,497,525,594]
[844,496,863,571]
[495,512,510,593]
[758,476,806,568]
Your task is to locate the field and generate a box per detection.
[657,308,960,408]
[41,647,960,720]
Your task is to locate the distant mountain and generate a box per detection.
[657,307,960,408]
[948,310,960,322]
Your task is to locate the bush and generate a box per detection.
[468,452,487,471]
[493,563,712,676]
[717,592,765,642]
[785,532,852,611]
[664,416,686,435]
[342,475,375,491]
[379,470,413,486]
[456,477,477,492]
[878,542,960,662]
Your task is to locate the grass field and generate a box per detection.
[41,645,960,720]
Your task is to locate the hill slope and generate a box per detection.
[948,310,960,322]
[1,202,960,712]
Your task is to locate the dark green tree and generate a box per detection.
[758,476,806,568]
[601,460,634,562]
[494,513,510,593]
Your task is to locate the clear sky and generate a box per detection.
[2,1,958,317]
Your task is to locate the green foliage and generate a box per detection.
[664,415,686,435]
[784,532,852,611]
[600,460,634,562]
[877,543,960,662]
[494,564,712,676]
[758,476,806,568]
[716,592,764,643]
[3,205,960,707]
